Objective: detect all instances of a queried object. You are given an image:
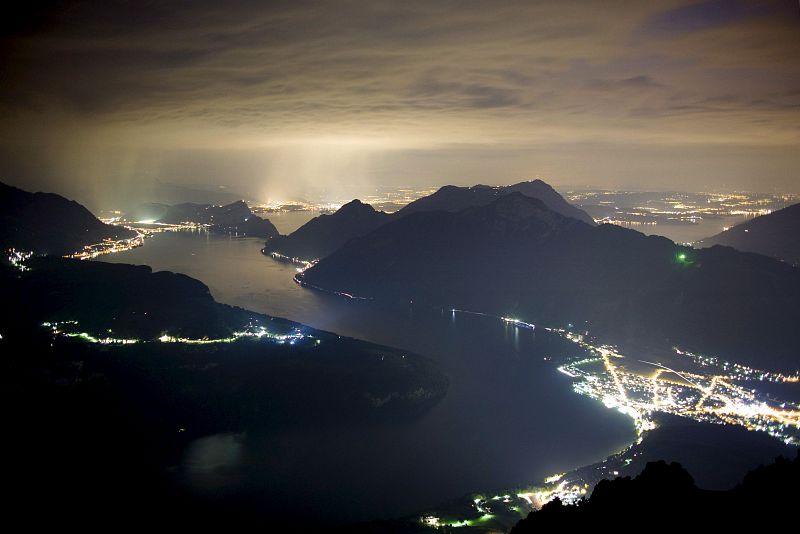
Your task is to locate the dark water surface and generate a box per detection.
[100,232,635,524]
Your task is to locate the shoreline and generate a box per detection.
[288,268,800,530]
[91,230,798,530]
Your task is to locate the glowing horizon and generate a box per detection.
[1,1,799,208]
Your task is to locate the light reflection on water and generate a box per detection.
[183,433,245,494]
[100,231,636,524]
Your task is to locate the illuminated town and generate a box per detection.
[553,329,800,445]
[6,248,33,271]
[42,319,313,347]
[416,311,800,531]
[66,219,209,260]
[265,250,317,272]
[564,189,800,243]
[248,185,441,214]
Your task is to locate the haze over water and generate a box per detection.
[100,230,635,524]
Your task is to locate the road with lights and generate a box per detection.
[555,329,800,446]
[42,319,313,347]
[417,310,800,531]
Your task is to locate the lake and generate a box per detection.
[99,230,635,525]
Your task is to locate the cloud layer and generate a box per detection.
[1,0,799,205]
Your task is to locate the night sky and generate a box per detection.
[1,1,799,207]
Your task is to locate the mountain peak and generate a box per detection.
[399,179,595,225]
[338,198,369,211]
[0,182,136,255]
[263,198,389,261]
[513,178,550,189]
[334,199,379,218]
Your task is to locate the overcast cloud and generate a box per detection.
[1,1,798,207]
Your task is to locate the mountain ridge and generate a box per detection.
[300,193,800,370]
[398,179,595,225]
[157,199,279,238]
[0,181,136,255]
[264,198,391,261]
[698,202,800,265]
[265,179,593,262]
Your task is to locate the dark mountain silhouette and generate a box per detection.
[597,413,794,491]
[1,256,446,416]
[1,255,448,424]
[4,255,241,338]
[300,193,800,370]
[158,200,278,238]
[266,179,591,262]
[2,256,447,530]
[398,180,596,225]
[511,454,800,531]
[264,199,391,261]
[698,203,800,266]
[1,254,448,438]
[0,181,136,255]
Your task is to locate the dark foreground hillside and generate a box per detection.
[0,256,447,530]
[0,256,447,427]
[511,454,800,531]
